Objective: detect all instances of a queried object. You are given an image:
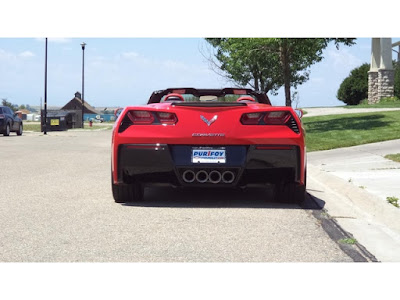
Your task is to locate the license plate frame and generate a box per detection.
[191,147,226,164]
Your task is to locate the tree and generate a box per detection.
[205,38,283,94]
[337,63,370,105]
[1,99,18,111]
[337,62,400,105]
[206,38,356,106]
[395,63,400,99]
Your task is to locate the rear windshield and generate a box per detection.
[161,94,256,103]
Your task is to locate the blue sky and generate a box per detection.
[1,37,399,109]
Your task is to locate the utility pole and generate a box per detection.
[44,38,48,135]
[81,42,86,128]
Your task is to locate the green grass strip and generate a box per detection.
[303,111,400,152]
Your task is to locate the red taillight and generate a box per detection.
[127,111,155,125]
[263,111,291,125]
[156,112,177,125]
[125,110,177,126]
[0,114,4,119]
[240,113,263,125]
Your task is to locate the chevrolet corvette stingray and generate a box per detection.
[111,88,306,204]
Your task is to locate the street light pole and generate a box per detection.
[44,37,48,135]
[81,42,86,128]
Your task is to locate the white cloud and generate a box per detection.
[19,51,35,58]
[326,48,363,72]
[0,49,15,60]
[121,52,139,59]
[162,59,189,70]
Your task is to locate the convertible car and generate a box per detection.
[111,88,306,204]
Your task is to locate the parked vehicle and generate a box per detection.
[0,106,23,136]
[111,88,306,204]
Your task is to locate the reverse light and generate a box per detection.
[240,113,263,125]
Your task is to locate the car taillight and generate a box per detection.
[240,111,300,133]
[0,114,4,119]
[127,111,155,125]
[263,111,291,125]
[156,112,177,125]
[240,112,263,125]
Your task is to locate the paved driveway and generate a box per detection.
[0,130,355,262]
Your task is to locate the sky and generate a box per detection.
[1,37,399,110]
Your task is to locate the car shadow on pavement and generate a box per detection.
[123,187,324,210]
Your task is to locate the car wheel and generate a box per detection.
[17,124,23,136]
[3,123,10,136]
[111,174,144,203]
[275,182,305,205]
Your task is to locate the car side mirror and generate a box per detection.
[294,109,303,119]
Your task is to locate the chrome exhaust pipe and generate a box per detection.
[222,171,235,184]
[208,170,222,184]
[195,170,209,183]
[182,170,195,183]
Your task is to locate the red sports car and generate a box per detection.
[111,88,306,204]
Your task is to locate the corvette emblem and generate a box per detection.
[200,115,218,126]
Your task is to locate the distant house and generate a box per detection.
[15,109,31,120]
[61,92,99,115]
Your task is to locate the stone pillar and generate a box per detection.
[368,71,379,104]
[378,69,394,99]
[368,38,381,104]
[368,38,394,104]
[377,38,394,100]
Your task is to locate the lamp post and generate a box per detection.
[81,42,86,128]
[44,37,48,135]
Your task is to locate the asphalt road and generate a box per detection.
[0,130,354,262]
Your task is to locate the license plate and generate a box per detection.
[192,147,226,164]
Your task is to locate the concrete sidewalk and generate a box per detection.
[307,139,400,262]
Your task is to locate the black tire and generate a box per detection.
[17,124,23,136]
[275,182,305,205]
[3,123,10,136]
[111,173,144,203]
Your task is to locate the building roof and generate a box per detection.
[61,92,99,114]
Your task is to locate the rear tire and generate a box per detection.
[275,182,305,205]
[111,172,144,203]
[17,124,23,136]
[3,123,10,136]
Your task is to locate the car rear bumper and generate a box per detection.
[115,143,303,187]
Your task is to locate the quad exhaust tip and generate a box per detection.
[182,170,196,183]
[182,170,236,184]
[209,170,222,184]
[195,170,209,183]
[222,171,235,184]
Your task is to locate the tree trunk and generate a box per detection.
[280,40,291,107]
[252,69,259,91]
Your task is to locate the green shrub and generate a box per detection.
[395,64,400,98]
[337,62,400,105]
[337,63,370,105]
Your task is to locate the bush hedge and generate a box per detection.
[337,62,400,105]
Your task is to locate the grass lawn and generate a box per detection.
[385,153,400,163]
[23,123,113,132]
[344,98,400,109]
[23,123,41,132]
[303,110,400,152]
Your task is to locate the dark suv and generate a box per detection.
[0,106,23,136]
